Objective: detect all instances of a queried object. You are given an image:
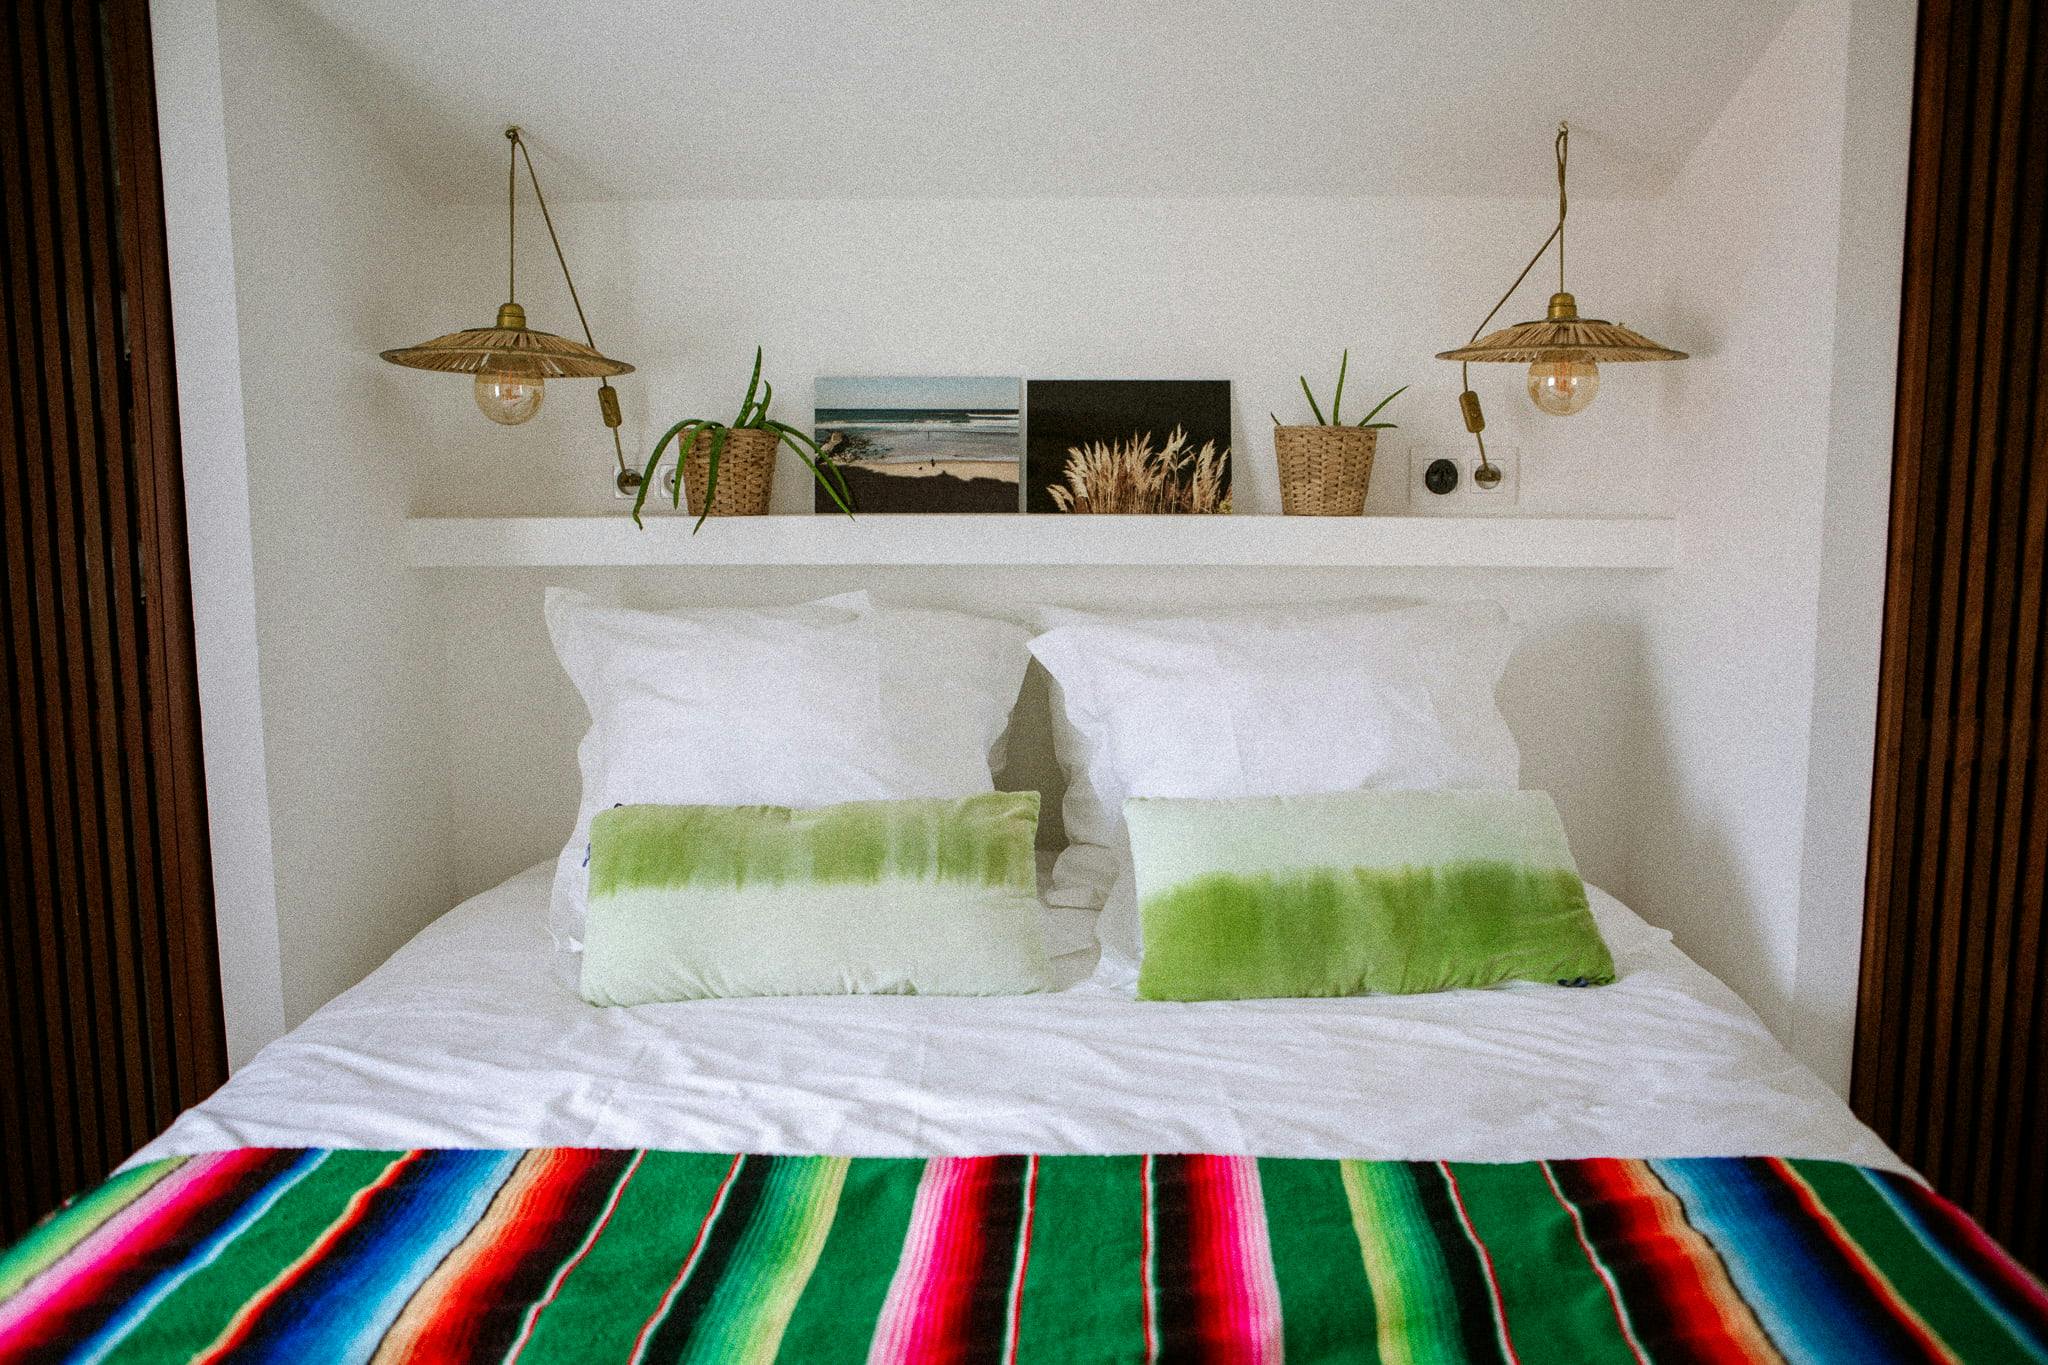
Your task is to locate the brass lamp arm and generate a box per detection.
[1456,122,1571,480]
[505,127,631,481]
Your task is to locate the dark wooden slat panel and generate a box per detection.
[1860,0,1951,1142]
[1,0,227,1239]
[1882,0,1969,1144]
[1938,0,2019,1198]
[0,0,51,1239]
[1998,3,2048,1246]
[65,0,162,1152]
[1856,0,2048,1275]
[103,0,228,1108]
[1966,0,2045,1218]
[5,0,97,1198]
[1914,0,1996,1187]
[35,0,128,1177]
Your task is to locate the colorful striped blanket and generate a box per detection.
[2,1150,2044,1363]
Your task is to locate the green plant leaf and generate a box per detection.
[788,437,854,518]
[1299,375,1327,426]
[731,346,763,428]
[1332,349,1349,425]
[1270,412,1283,427]
[765,420,854,517]
[1356,384,1407,426]
[765,418,819,452]
[633,418,701,528]
[822,458,852,509]
[692,425,730,534]
[675,419,716,509]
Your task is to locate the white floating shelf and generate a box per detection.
[405,514,1672,570]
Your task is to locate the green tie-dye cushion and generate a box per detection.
[581,792,1052,1005]
[1126,789,1615,1001]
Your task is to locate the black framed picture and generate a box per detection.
[1025,380,1232,514]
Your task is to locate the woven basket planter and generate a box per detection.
[1273,426,1378,515]
[681,427,778,517]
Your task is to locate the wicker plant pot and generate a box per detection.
[1273,425,1378,516]
[681,427,778,516]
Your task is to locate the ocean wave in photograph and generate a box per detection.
[815,409,1021,465]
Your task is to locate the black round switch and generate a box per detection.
[1424,457,1460,496]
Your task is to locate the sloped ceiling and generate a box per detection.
[278,0,1800,203]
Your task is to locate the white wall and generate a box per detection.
[201,0,458,1029]
[151,0,285,1068]
[1630,0,1910,1089]
[1793,0,1914,1092]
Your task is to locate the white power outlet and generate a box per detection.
[1408,444,1520,511]
[614,455,682,510]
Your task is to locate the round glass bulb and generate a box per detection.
[474,370,544,425]
[1526,358,1599,416]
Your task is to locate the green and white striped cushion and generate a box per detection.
[581,792,1051,1005]
[1125,789,1615,1001]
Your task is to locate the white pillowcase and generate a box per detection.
[545,587,1032,951]
[1027,599,1522,984]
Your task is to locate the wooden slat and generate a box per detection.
[0,0,227,1239]
[1856,0,2048,1275]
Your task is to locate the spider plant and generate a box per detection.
[1271,350,1406,429]
[633,347,853,531]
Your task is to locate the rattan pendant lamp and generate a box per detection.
[382,127,637,485]
[1436,123,1684,484]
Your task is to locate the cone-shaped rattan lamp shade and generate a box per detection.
[380,303,634,380]
[1437,300,1686,365]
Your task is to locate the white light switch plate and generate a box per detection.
[1408,444,1520,511]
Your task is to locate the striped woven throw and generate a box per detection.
[2,1150,2043,1362]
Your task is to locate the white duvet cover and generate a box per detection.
[138,865,1901,1173]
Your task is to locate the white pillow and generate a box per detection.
[546,587,1032,951]
[1027,599,1521,984]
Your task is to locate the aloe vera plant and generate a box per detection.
[1271,350,1406,429]
[633,347,853,530]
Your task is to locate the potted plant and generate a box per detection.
[1270,352,1404,516]
[632,347,853,530]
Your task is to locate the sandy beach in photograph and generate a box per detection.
[857,459,1020,482]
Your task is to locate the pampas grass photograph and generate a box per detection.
[1025,379,1232,514]
[1048,427,1231,514]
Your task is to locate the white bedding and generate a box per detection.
[138,864,1902,1172]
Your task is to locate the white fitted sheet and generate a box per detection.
[137,864,1902,1172]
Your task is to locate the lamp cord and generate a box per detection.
[507,127,629,478]
[506,130,517,305]
[1557,121,1567,295]
[1457,121,1570,477]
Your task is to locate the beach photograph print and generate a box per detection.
[1026,380,1232,514]
[813,376,1023,513]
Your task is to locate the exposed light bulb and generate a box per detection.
[474,370,544,425]
[1526,358,1599,416]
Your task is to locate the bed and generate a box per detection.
[130,864,1888,1168]
[9,864,2047,1362]
[7,588,2046,1360]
